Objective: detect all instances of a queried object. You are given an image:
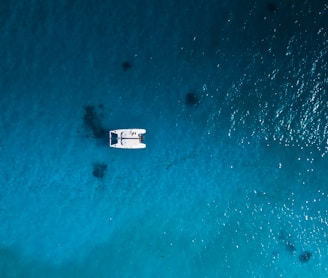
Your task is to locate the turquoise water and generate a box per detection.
[0,0,327,277]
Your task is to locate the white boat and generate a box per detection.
[109,129,146,149]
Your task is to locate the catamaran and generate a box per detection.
[109,129,146,149]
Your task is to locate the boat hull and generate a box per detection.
[109,129,146,149]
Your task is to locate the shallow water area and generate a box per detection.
[0,0,327,277]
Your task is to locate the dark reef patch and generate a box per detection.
[267,3,278,13]
[185,92,200,107]
[285,242,296,254]
[83,105,106,138]
[278,230,296,254]
[299,251,312,263]
[121,61,132,71]
[92,162,108,178]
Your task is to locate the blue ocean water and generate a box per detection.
[0,0,327,277]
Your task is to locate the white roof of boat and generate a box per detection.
[109,129,146,149]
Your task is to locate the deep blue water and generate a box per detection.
[0,0,327,277]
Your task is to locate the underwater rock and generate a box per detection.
[92,163,108,178]
[121,61,132,71]
[299,251,312,263]
[278,230,296,254]
[278,229,290,241]
[83,105,106,138]
[185,92,200,106]
[285,242,296,254]
[267,3,278,13]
